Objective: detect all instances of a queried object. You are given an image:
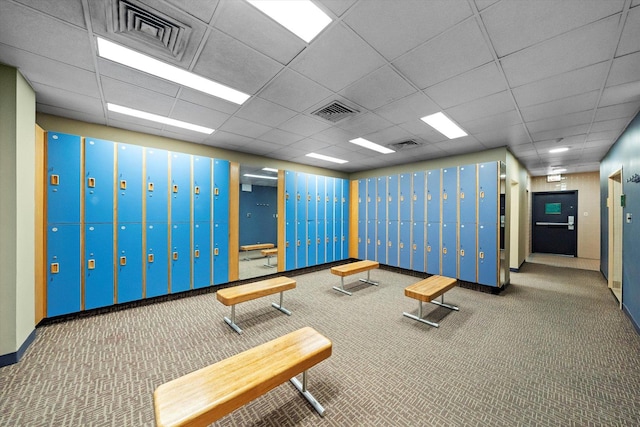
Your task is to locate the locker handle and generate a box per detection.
[342,236,346,241]
[172,251,178,260]
[214,248,219,256]
[317,195,321,201]
[307,239,311,246]
[479,251,485,259]
[399,242,404,249]
[377,239,381,246]
[413,243,417,250]
[342,197,346,203]
[400,195,404,202]
[286,241,290,248]
[120,180,127,190]
[50,174,60,186]
[443,247,447,254]
[388,241,392,247]
[148,182,154,192]
[460,191,465,199]
[214,188,220,196]
[297,194,301,201]
[307,194,311,201]
[377,196,381,202]
[427,193,432,201]
[443,193,448,200]
[173,184,179,193]
[194,186,200,195]
[427,245,431,252]
[460,249,465,257]
[87,177,95,188]
[120,256,126,266]
[87,259,95,270]
[367,238,370,244]
[413,194,417,201]
[50,263,59,274]
[148,254,154,263]
[286,193,290,200]
[296,240,300,247]
[358,237,361,243]
[194,249,200,258]
[317,238,320,244]
[388,196,392,202]
[367,196,371,202]
[480,191,485,198]
[334,236,338,242]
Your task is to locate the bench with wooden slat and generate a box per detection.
[330,260,379,295]
[216,276,296,334]
[261,248,278,268]
[153,327,332,427]
[403,275,459,328]
[240,243,275,260]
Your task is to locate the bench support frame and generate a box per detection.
[332,270,379,296]
[290,370,325,416]
[263,254,276,268]
[224,291,292,334]
[403,294,459,328]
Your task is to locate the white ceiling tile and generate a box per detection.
[218,116,271,138]
[434,137,485,155]
[290,138,331,152]
[37,103,105,126]
[587,129,621,142]
[266,145,310,161]
[170,100,230,129]
[600,81,640,107]
[531,124,590,142]
[291,23,386,92]
[633,0,640,7]
[482,0,624,57]
[520,91,599,122]
[316,0,358,17]
[161,129,207,144]
[344,0,472,60]
[475,123,530,147]
[340,66,416,110]
[474,0,500,11]
[164,0,219,23]
[617,5,640,56]
[100,76,175,116]
[337,112,394,135]
[108,115,163,132]
[363,126,415,145]
[277,114,332,137]
[526,110,593,134]
[463,110,523,134]
[240,139,284,156]
[312,126,359,144]
[374,93,440,125]
[398,121,448,143]
[235,97,296,127]
[590,118,633,133]
[446,91,514,124]
[33,82,103,116]
[594,102,640,122]
[205,130,255,147]
[178,88,240,115]
[97,58,180,97]
[259,69,333,112]
[14,0,86,28]
[508,143,538,156]
[193,28,283,94]
[583,139,616,149]
[607,51,640,86]
[259,129,304,145]
[393,18,493,89]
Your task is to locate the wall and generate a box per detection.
[239,185,277,246]
[506,150,530,270]
[530,172,601,260]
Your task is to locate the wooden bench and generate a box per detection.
[330,260,379,295]
[240,243,275,260]
[261,248,278,268]
[153,327,332,427]
[216,276,296,334]
[403,275,459,328]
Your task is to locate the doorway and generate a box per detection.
[608,169,623,307]
[532,191,578,256]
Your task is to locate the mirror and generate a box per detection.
[238,165,278,280]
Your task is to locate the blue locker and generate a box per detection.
[459,164,477,224]
[459,222,477,283]
[478,223,498,286]
[366,178,376,220]
[145,148,169,224]
[193,156,212,223]
[85,223,113,310]
[117,223,143,303]
[387,220,399,267]
[285,219,296,271]
[296,220,306,268]
[366,220,376,261]
[412,172,425,222]
[193,222,211,289]
[412,222,426,272]
[213,159,230,224]
[478,162,498,225]
[341,179,350,224]
[170,152,191,223]
[307,221,317,266]
[47,224,81,316]
[84,138,114,224]
[317,177,326,221]
[358,179,366,259]
[146,222,169,298]
[341,220,349,260]
[296,172,306,224]
[326,177,334,221]
[399,221,411,269]
[213,221,229,285]
[377,220,387,264]
[317,219,326,264]
[377,177,387,221]
[426,222,440,275]
[326,220,335,263]
[117,143,143,223]
[285,171,296,270]
[47,132,81,224]
[171,223,191,292]
[442,167,457,222]
[441,222,457,278]
[358,219,366,260]
[399,174,411,222]
[388,175,399,221]
[426,169,440,223]
[307,175,317,221]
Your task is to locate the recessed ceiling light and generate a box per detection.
[306,152,348,164]
[420,112,467,139]
[553,168,567,173]
[243,173,278,180]
[549,147,569,153]
[107,103,214,134]
[349,138,395,154]
[262,167,278,172]
[97,37,250,105]
[247,0,332,43]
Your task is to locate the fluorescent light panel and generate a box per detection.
[97,37,250,105]
[420,112,467,139]
[247,0,332,43]
[107,103,214,134]
[306,152,348,164]
[244,173,278,180]
[549,147,569,153]
[262,167,278,172]
[349,137,395,154]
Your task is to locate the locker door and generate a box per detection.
[387,221,398,266]
[377,220,387,264]
[366,178,376,220]
[85,223,114,310]
[296,219,307,268]
[145,148,169,224]
[326,220,334,263]
[296,172,306,224]
[171,223,191,292]
[213,159,230,224]
[358,179,366,259]
[459,164,477,224]
[47,224,81,316]
[377,177,387,221]
[442,167,457,222]
[426,222,440,275]
[341,179,349,224]
[193,222,211,289]
[117,143,143,223]
[117,223,143,303]
[84,138,114,223]
[399,174,411,222]
[399,221,411,269]
[317,219,325,264]
[307,175,316,221]
[170,153,191,223]
[285,219,296,271]
[459,222,477,283]
[412,222,425,272]
[285,171,296,270]
[366,220,376,261]
[47,132,81,224]
[388,175,399,221]
[412,172,425,222]
[213,221,229,285]
[326,177,334,221]
[193,156,212,223]
[478,162,498,225]
[478,223,498,286]
[146,222,169,298]
[307,220,317,266]
[317,177,325,221]
[441,222,457,278]
[341,219,348,260]
[426,169,441,223]
[358,219,366,260]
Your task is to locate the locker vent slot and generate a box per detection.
[311,101,359,123]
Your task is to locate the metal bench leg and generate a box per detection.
[271,291,292,315]
[263,255,276,268]
[333,277,352,296]
[224,305,243,334]
[358,269,379,286]
[430,294,459,311]
[403,299,440,328]
[290,370,325,416]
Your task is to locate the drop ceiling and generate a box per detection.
[1,0,639,176]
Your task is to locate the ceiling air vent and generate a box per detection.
[389,140,421,150]
[311,101,359,123]
[111,0,192,60]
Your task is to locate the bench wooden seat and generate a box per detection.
[216,276,296,334]
[240,243,275,260]
[330,260,379,295]
[403,275,459,328]
[153,327,332,427]
[261,248,278,268]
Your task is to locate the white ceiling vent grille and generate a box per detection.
[311,101,359,123]
[389,140,421,150]
[111,0,192,60]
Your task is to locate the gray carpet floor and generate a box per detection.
[1,262,639,426]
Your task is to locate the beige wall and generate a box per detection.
[530,172,600,260]
[507,151,530,270]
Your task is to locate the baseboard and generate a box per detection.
[622,304,640,336]
[0,328,36,368]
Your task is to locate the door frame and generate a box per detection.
[531,190,578,256]
[608,168,623,309]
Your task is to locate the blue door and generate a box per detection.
[193,221,211,289]
[170,152,191,223]
[285,171,296,270]
[377,220,387,264]
[117,223,143,303]
[85,223,113,310]
[307,175,316,221]
[478,223,498,286]
[387,221,399,267]
[399,173,411,222]
[84,137,114,224]
[146,222,169,298]
[193,156,212,223]
[117,144,143,223]
[317,219,325,264]
[367,178,376,220]
[307,220,317,266]
[388,174,398,221]
[213,221,228,285]
[426,169,440,223]
[47,224,81,316]
[442,167,457,223]
[412,172,425,222]
[171,223,191,293]
[412,222,425,272]
[317,177,326,221]
[47,132,81,224]
[213,159,230,225]
[377,177,387,221]
[459,222,477,283]
[326,177,334,221]
[459,164,477,224]
[341,220,349,260]
[441,222,457,278]
[478,162,498,225]
[296,220,306,268]
[358,179,366,259]
[145,148,169,224]
[366,220,376,261]
[426,222,440,275]
[399,221,411,269]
